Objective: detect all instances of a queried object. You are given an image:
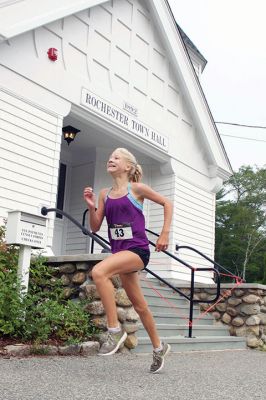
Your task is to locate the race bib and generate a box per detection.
[109,223,133,240]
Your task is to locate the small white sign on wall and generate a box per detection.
[6,211,48,295]
[6,211,47,248]
[81,88,169,152]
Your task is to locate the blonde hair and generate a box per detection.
[115,148,143,182]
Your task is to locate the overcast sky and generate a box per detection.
[168,0,266,171]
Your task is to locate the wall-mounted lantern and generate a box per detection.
[62,125,80,145]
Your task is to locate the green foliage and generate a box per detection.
[29,345,50,355]
[21,297,95,344]
[215,165,266,282]
[29,256,65,301]
[0,226,22,336]
[0,226,19,279]
[0,226,96,344]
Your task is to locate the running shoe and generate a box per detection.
[150,342,171,373]
[98,330,127,356]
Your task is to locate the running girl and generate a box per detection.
[83,148,173,373]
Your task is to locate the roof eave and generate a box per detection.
[0,0,106,43]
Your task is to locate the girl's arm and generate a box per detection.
[83,187,106,232]
[132,183,173,252]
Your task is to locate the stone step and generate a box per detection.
[138,324,229,337]
[132,336,247,353]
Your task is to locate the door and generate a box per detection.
[52,162,69,255]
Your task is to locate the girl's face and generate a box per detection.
[107,151,130,175]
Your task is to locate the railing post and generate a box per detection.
[90,239,95,254]
[188,268,195,338]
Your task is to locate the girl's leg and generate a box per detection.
[121,271,171,374]
[92,251,144,328]
[120,272,161,349]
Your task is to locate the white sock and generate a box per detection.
[108,326,121,334]
[154,342,163,353]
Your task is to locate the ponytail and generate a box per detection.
[114,148,143,182]
[130,163,143,182]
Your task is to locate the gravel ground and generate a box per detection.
[0,349,265,400]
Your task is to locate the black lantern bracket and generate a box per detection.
[62,125,80,145]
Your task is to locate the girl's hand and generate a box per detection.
[83,187,96,209]
[155,231,169,252]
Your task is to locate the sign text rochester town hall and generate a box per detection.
[81,89,169,152]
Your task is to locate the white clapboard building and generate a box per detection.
[0,0,232,283]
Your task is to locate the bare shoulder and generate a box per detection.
[101,187,110,194]
[131,182,169,205]
[130,182,148,195]
[98,187,110,199]
[131,182,152,194]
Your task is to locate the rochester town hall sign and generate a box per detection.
[81,89,169,152]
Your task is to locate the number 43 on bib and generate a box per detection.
[109,223,133,240]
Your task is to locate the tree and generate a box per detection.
[215,165,266,283]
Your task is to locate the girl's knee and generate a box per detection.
[92,265,105,282]
[134,302,150,315]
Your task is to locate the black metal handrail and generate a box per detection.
[42,206,221,338]
[82,208,221,337]
[175,245,244,283]
[41,207,110,252]
[146,228,242,283]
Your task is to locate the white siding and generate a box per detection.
[0,89,63,246]
[147,169,215,282]
[172,177,216,281]
[148,168,175,273]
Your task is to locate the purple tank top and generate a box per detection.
[105,183,149,253]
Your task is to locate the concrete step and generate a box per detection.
[138,324,230,337]
[144,292,188,306]
[148,303,201,315]
[140,280,185,295]
[136,274,246,353]
[46,253,108,264]
[142,285,187,296]
[132,336,247,353]
[151,312,214,325]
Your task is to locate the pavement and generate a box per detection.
[0,349,265,400]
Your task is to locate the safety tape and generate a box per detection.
[141,269,243,328]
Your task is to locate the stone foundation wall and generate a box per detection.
[47,257,139,351]
[190,284,266,349]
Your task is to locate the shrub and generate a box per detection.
[0,226,23,336]
[0,226,97,344]
[21,297,96,344]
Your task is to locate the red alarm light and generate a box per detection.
[47,48,58,61]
